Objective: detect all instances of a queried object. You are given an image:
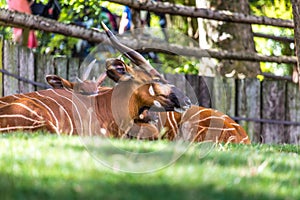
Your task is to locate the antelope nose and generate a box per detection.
[170,86,192,109]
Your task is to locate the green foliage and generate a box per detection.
[156,53,199,75]
[0,133,300,200]
[250,0,294,76]
[174,61,199,74]
[37,1,123,55]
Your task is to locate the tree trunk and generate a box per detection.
[196,0,261,78]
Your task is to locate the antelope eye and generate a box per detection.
[116,67,125,74]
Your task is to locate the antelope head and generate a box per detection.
[101,22,192,118]
[106,58,191,117]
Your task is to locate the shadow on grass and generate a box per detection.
[0,172,283,200]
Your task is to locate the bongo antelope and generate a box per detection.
[0,23,191,136]
[46,70,250,144]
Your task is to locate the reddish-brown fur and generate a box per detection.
[0,70,187,136]
[0,23,191,136]
[45,74,250,144]
[152,106,250,144]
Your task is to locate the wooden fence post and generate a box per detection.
[3,41,19,96]
[68,57,80,82]
[198,76,214,108]
[285,82,300,144]
[237,78,261,142]
[19,46,35,93]
[54,56,68,79]
[261,80,286,143]
[186,74,200,105]
[211,74,236,116]
[35,54,54,90]
[292,0,300,87]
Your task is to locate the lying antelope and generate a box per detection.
[46,72,250,144]
[0,23,191,136]
[46,66,250,144]
[142,107,250,144]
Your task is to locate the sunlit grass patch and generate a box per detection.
[0,132,299,200]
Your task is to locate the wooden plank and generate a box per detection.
[211,74,235,115]
[0,36,3,97]
[35,54,54,90]
[174,73,187,94]
[211,75,224,111]
[261,79,286,144]
[19,46,35,93]
[54,56,68,79]
[68,57,80,82]
[291,0,300,144]
[223,77,236,116]
[292,0,300,87]
[237,78,261,143]
[198,76,213,108]
[285,82,300,144]
[185,74,200,105]
[3,41,19,96]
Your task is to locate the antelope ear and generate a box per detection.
[105,58,133,82]
[46,75,74,90]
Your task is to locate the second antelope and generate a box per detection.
[139,107,251,144]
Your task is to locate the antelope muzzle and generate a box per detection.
[167,86,192,113]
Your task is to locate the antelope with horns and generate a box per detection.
[46,70,250,144]
[0,23,191,135]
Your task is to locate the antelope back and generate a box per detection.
[179,106,250,144]
[141,106,250,144]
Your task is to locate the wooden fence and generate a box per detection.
[0,39,299,144]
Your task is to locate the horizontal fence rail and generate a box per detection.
[0,8,295,65]
[107,0,294,28]
[0,41,299,144]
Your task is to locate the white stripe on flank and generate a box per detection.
[0,124,45,131]
[37,90,74,135]
[192,127,206,142]
[12,95,21,99]
[190,116,226,125]
[197,125,235,131]
[49,89,85,135]
[240,136,249,143]
[19,93,60,134]
[167,112,178,136]
[0,114,45,124]
[186,108,211,120]
[230,122,240,127]
[0,100,9,106]
[16,101,58,134]
[9,102,44,119]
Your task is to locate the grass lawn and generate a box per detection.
[0,133,299,200]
